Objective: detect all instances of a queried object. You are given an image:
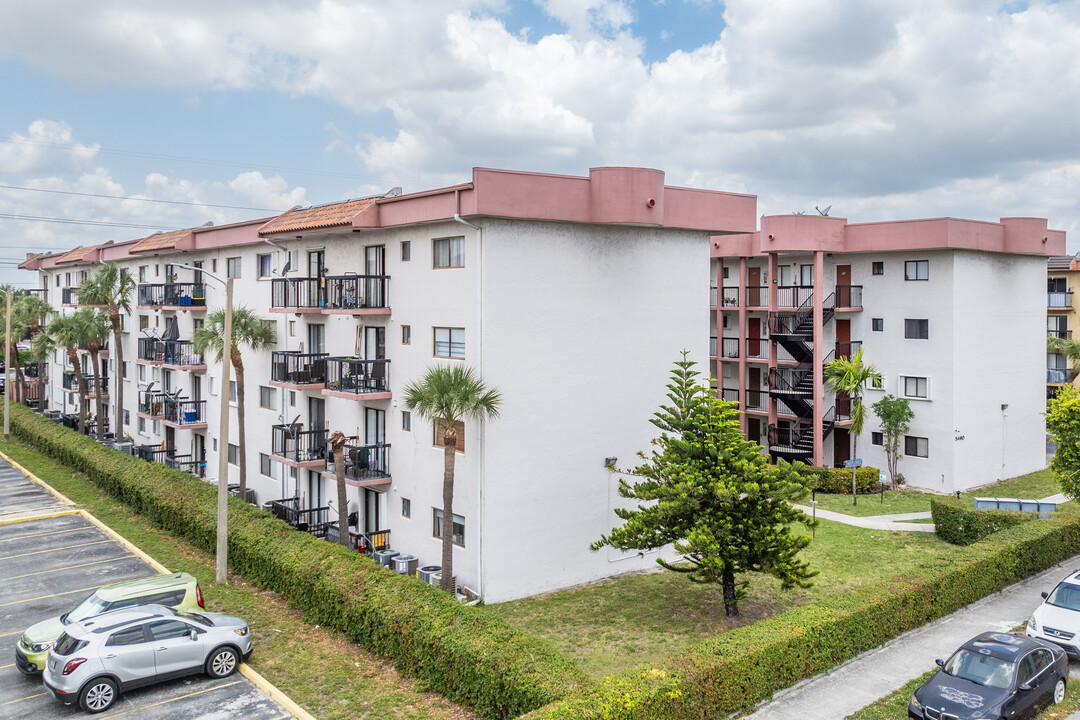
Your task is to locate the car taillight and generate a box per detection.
[196,584,204,608]
[62,658,87,676]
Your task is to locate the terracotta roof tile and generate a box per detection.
[1048,255,1078,270]
[259,197,378,236]
[55,245,100,264]
[129,229,194,254]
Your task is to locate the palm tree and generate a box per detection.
[78,263,135,436]
[29,330,55,414]
[192,306,276,499]
[75,309,112,440]
[329,430,349,547]
[47,313,91,435]
[402,365,502,592]
[16,292,52,408]
[824,348,882,506]
[0,288,46,404]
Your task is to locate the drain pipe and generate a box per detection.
[453,213,484,601]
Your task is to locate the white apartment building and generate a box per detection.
[21,166,757,603]
[711,214,1067,494]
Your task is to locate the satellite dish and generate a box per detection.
[278,259,292,276]
[815,205,832,217]
[140,328,160,339]
[143,381,156,394]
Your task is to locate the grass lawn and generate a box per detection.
[487,518,968,679]
[0,439,476,720]
[811,468,1062,518]
[844,666,1080,720]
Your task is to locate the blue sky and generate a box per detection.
[1,0,1078,287]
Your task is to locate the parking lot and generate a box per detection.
[0,456,294,719]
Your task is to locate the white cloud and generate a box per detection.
[0,120,98,174]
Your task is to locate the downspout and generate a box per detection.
[453,213,484,601]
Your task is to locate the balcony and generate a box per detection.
[161,341,205,369]
[719,286,740,308]
[322,358,391,400]
[710,287,717,307]
[138,391,168,418]
[271,275,391,315]
[1048,367,1079,385]
[1049,291,1074,309]
[164,399,208,429]
[834,341,863,359]
[719,337,739,359]
[721,387,740,405]
[777,286,813,308]
[270,351,327,389]
[709,337,717,357]
[745,286,768,308]
[834,285,863,310]
[62,371,108,396]
[77,338,110,354]
[746,337,767,360]
[61,288,79,306]
[744,389,767,411]
[138,338,165,363]
[271,425,328,467]
[137,282,207,310]
[25,288,47,302]
[164,454,207,478]
[325,440,391,485]
[136,445,175,464]
[1050,329,1072,339]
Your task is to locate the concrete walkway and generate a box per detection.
[793,504,936,532]
[744,553,1080,720]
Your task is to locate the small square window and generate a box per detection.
[901,376,929,399]
[434,327,465,359]
[257,254,272,279]
[904,436,928,458]
[227,257,242,279]
[871,432,883,446]
[401,241,411,262]
[402,411,411,431]
[228,444,240,466]
[905,260,929,281]
[722,266,730,279]
[904,319,929,339]
[433,237,465,268]
[259,386,276,409]
[402,498,411,518]
[402,325,411,345]
[872,318,884,332]
[872,261,884,276]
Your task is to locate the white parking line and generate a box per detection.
[0,539,112,561]
[0,555,133,582]
[0,527,91,543]
[95,680,244,719]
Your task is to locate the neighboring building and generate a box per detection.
[711,214,1066,494]
[20,166,757,603]
[1046,254,1080,396]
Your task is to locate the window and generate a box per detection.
[434,327,465,359]
[432,508,465,546]
[226,257,242,279]
[259,386,276,409]
[228,444,239,466]
[402,325,411,345]
[901,376,929,399]
[139,315,149,331]
[106,626,147,647]
[402,498,411,518]
[121,361,128,380]
[257,253,272,278]
[872,261,884,276]
[433,419,466,453]
[904,319,929,339]
[260,453,273,476]
[402,411,411,431]
[138,417,147,434]
[905,260,929,281]
[401,241,411,261]
[138,266,148,283]
[871,432,883,446]
[869,375,884,390]
[433,237,465,268]
[722,266,730,279]
[722,314,729,329]
[289,390,297,407]
[288,320,296,337]
[138,364,146,382]
[147,620,192,641]
[800,264,814,286]
[904,436,928,458]
[872,318,883,332]
[229,380,237,402]
[123,410,130,427]
[211,258,218,273]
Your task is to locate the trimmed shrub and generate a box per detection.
[528,499,1080,719]
[801,465,882,494]
[5,405,583,719]
[931,496,1033,546]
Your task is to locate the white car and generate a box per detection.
[1027,568,1080,659]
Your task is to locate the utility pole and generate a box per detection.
[216,276,234,583]
[4,288,10,442]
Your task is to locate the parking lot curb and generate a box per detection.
[0,448,317,720]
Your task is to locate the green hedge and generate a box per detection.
[528,497,1080,719]
[801,466,882,494]
[6,405,584,719]
[931,497,1033,546]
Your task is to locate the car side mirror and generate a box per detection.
[1019,683,1032,692]
[189,629,199,640]
[935,659,945,668]
[1042,592,1049,599]
[59,613,69,624]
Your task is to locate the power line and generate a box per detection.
[0,212,178,230]
[0,183,279,212]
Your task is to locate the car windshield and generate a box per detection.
[65,593,110,624]
[1047,582,1080,611]
[943,649,1015,689]
[175,610,212,627]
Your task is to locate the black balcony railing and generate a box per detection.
[271,351,328,385]
[138,337,165,362]
[768,424,812,453]
[326,440,391,481]
[61,288,78,305]
[164,399,206,426]
[165,454,207,478]
[720,337,739,359]
[138,391,168,417]
[744,389,767,411]
[22,364,40,378]
[1049,291,1074,308]
[271,275,391,311]
[62,371,78,391]
[271,425,328,463]
[709,337,717,357]
[136,445,175,464]
[138,283,206,308]
[267,498,331,535]
[834,341,863,359]
[835,397,853,422]
[62,371,105,393]
[25,288,47,301]
[162,341,203,367]
[721,387,740,405]
[324,526,391,554]
[324,358,390,396]
[777,286,813,308]
[720,287,740,307]
[834,285,863,309]
[745,285,768,308]
[1050,329,1072,339]
[746,337,767,359]
[77,338,109,352]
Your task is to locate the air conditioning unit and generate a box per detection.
[417,565,441,584]
[430,571,457,594]
[394,554,418,577]
[112,441,134,455]
[373,549,399,567]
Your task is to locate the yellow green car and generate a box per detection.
[14,572,204,674]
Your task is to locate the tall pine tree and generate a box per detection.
[592,352,818,616]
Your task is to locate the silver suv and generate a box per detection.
[42,604,253,713]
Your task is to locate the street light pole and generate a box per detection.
[4,288,11,442]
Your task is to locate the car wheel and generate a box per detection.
[79,677,117,713]
[1054,676,1067,704]
[206,646,239,678]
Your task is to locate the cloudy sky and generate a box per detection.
[2,0,1078,287]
